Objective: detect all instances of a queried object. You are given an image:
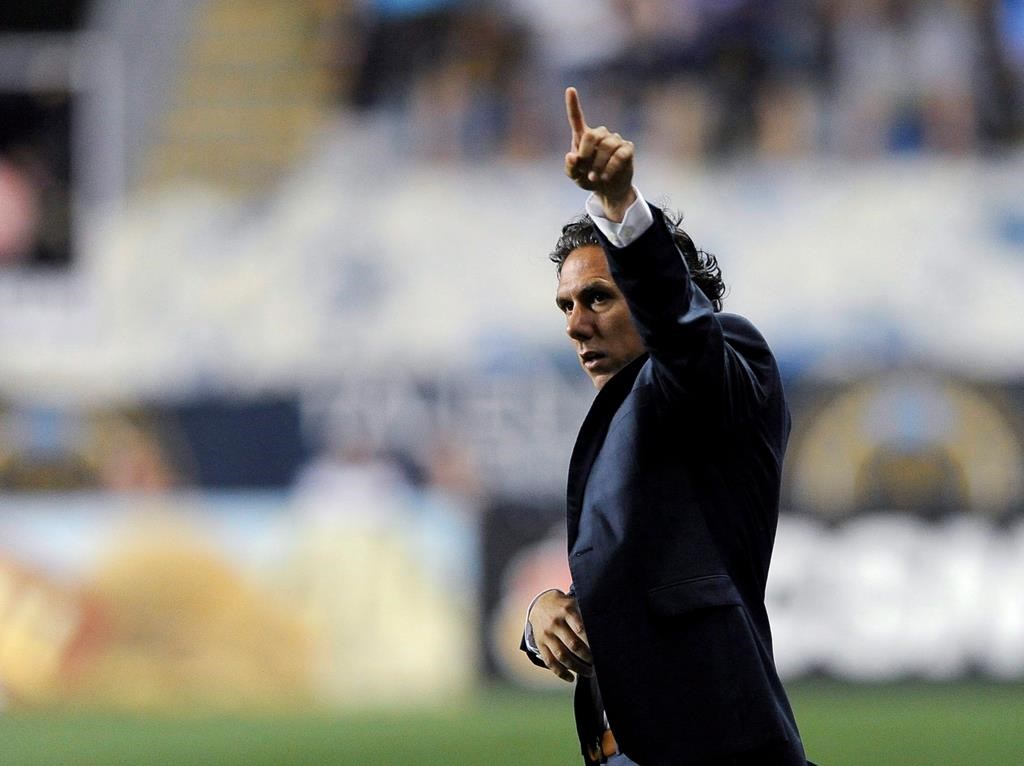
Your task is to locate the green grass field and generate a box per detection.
[2,682,1022,765]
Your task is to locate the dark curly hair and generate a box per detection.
[549,210,726,312]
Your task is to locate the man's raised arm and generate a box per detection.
[564,88,778,424]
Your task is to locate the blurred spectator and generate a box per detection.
[94,418,181,493]
[0,408,186,493]
[829,0,982,155]
[990,0,1024,142]
[346,0,464,112]
[408,6,526,158]
[0,93,72,268]
[1001,0,1024,68]
[503,0,629,156]
[0,159,41,265]
[293,441,413,525]
[329,0,526,158]
[756,0,832,157]
[319,0,1023,160]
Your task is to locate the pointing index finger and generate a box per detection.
[565,87,587,149]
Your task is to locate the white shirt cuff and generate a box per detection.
[524,588,562,655]
[585,187,654,248]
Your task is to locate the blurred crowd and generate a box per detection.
[321,0,1024,160]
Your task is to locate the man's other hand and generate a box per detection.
[529,589,593,683]
[564,86,636,222]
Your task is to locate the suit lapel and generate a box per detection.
[566,354,648,544]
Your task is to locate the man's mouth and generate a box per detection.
[580,351,605,369]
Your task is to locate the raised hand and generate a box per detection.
[528,589,593,683]
[564,87,636,221]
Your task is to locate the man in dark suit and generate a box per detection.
[521,88,809,766]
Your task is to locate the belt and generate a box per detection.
[587,728,620,763]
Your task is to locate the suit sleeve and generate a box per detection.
[597,205,776,425]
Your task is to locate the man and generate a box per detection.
[521,88,810,766]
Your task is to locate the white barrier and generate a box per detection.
[769,513,1024,680]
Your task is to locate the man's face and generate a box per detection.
[556,245,645,389]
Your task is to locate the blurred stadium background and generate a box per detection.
[1,1,1024,763]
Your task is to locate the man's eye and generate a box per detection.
[590,293,608,305]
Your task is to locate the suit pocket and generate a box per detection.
[646,574,743,617]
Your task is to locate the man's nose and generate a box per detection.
[566,306,593,341]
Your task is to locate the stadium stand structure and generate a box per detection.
[141,0,331,192]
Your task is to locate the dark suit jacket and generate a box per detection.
[523,206,805,766]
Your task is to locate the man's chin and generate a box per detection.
[587,358,641,389]
[582,362,620,390]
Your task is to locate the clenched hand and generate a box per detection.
[529,589,593,683]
